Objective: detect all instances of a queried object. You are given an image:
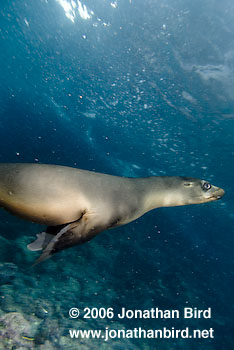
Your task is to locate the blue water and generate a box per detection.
[0,0,234,349]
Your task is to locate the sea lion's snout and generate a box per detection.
[207,186,225,201]
[214,188,225,200]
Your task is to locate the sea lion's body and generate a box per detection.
[0,163,225,262]
[0,163,153,230]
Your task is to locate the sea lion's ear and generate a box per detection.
[183,182,193,187]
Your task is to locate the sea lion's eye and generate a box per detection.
[202,182,211,191]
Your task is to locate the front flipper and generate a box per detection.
[27,223,69,252]
[31,213,106,264]
[27,232,54,251]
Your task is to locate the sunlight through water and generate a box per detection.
[56,0,93,22]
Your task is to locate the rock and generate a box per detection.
[0,236,11,261]
[31,299,52,319]
[0,312,36,349]
[0,262,18,285]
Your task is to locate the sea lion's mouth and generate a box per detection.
[216,195,223,200]
[213,195,222,200]
[208,188,225,201]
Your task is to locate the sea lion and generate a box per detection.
[0,163,224,263]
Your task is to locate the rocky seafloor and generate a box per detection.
[0,204,231,350]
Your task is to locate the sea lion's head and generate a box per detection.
[146,176,225,209]
[169,177,225,206]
